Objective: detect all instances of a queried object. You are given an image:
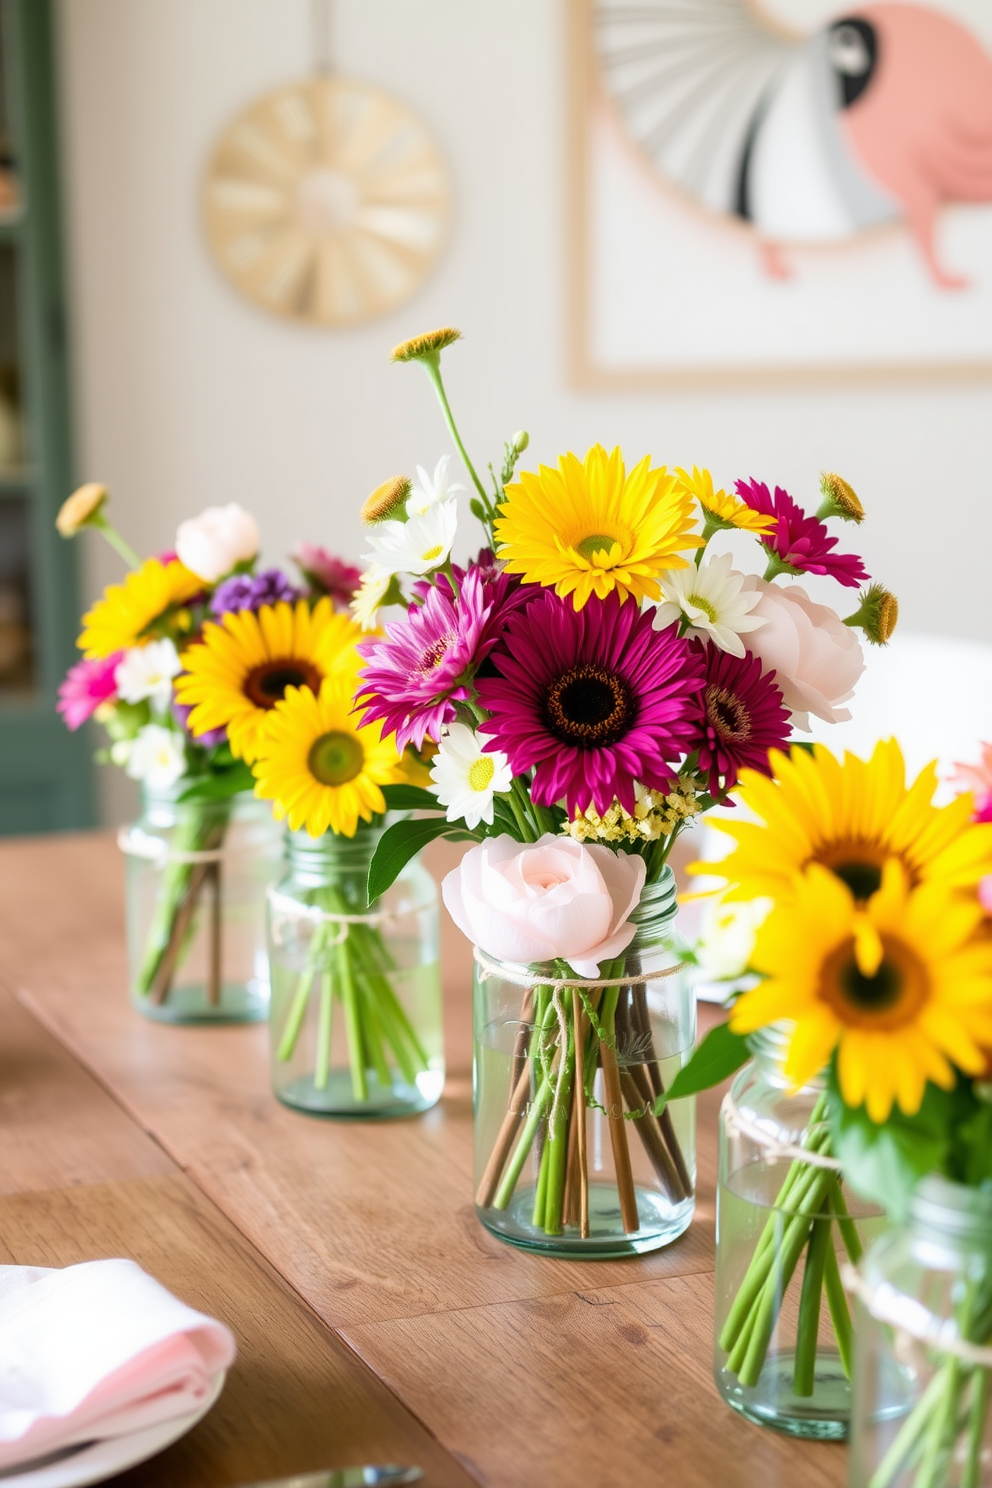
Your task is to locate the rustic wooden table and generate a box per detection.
[0,832,846,1487]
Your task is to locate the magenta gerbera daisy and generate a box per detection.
[57,651,123,730]
[689,640,791,797]
[476,590,704,816]
[356,569,493,750]
[736,479,868,589]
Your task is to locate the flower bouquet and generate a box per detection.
[349,324,895,1253]
[673,740,992,1440]
[55,483,357,1020]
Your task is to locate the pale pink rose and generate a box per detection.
[739,577,865,731]
[442,834,646,977]
[175,504,259,583]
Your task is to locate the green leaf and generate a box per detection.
[178,760,256,802]
[380,783,443,813]
[657,1022,750,1110]
[367,816,461,904]
[828,1077,954,1222]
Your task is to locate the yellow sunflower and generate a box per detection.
[494,444,703,610]
[692,739,992,903]
[175,599,362,763]
[252,676,408,837]
[674,465,777,538]
[78,558,203,658]
[731,860,992,1122]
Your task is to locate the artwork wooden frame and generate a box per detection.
[567,0,992,388]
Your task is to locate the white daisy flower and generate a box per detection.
[429,723,513,830]
[115,638,181,713]
[653,551,766,658]
[125,724,187,790]
[350,567,392,631]
[363,499,457,577]
[406,454,465,517]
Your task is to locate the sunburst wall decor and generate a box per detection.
[203,75,451,326]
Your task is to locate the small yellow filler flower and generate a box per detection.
[674,466,777,538]
[496,444,703,610]
[731,860,992,1122]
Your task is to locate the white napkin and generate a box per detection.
[0,1260,236,1469]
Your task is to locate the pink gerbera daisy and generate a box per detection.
[356,569,493,750]
[736,479,868,589]
[689,640,791,797]
[57,652,124,730]
[476,589,704,816]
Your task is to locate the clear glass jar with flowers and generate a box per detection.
[55,483,362,1022]
[345,324,895,1255]
[674,738,992,1436]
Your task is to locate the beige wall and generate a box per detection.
[56,0,992,821]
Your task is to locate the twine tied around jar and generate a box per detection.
[842,1266,992,1368]
[722,1083,843,1172]
[267,887,434,948]
[472,945,688,990]
[117,825,233,868]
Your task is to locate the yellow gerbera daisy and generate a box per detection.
[78,558,203,658]
[731,860,992,1122]
[175,599,362,763]
[494,444,703,610]
[252,676,408,837]
[674,465,777,537]
[692,739,992,903]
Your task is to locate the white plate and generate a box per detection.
[0,1372,226,1488]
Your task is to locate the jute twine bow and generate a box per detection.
[722,1085,842,1172]
[842,1266,992,1369]
[472,946,688,991]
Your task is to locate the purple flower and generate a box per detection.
[210,568,299,617]
[735,479,869,589]
[292,543,362,608]
[57,652,123,730]
[686,640,792,797]
[476,589,705,817]
[173,700,228,749]
[357,569,493,751]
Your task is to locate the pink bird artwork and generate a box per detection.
[594,0,992,288]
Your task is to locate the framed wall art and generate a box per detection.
[569,0,992,385]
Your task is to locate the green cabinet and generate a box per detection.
[0,0,94,834]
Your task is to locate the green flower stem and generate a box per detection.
[506,785,535,842]
[961,1366,989,1488]
[830,1183,864,1265]
[542,1044,576,1237]
[793,1217,831,1396]
[868,1371,948,1488]
[136,800,231,1001]
[495,1075,552,1210]
[276,931,325,1061]
[336,933,368,1102]
[421,359,490,508]
[532,1137,551,1228]
[823,1236,853,1381]
[314,973,334,1090]
[90,511,142,570]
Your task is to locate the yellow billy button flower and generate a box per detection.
[818,471,865,524]
[496,444,703,610]
[674,466,777,538]
[731,860,992,1123]
[691,739,992,905]
[252,675,409,838]
[390,326,462,364]
[57,482,107,536]
[361,476,412,525]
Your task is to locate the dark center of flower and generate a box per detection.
[417,632,456,676]
[816,842,889,901]
[544,663,634,748]
[307,730,365,787]
[705,684,751,743]
[820,935,929,1031]
[244,658,323,709]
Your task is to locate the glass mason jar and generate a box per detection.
[267,824,443,1118]
[851,1175,992,1488]
[715,1026,887,1439]
[120,784,281,1023]
[473,867,696,1257]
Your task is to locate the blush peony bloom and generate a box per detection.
[175,504,260,583]
[735,479,868,589]
[739,577,865,730]
[442,834,646,976]
[688,640,792,797]
[476,589,704,817]
[356,569,493,750]
[57,652,124,730]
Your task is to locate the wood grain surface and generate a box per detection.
[0,831,846,1487]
